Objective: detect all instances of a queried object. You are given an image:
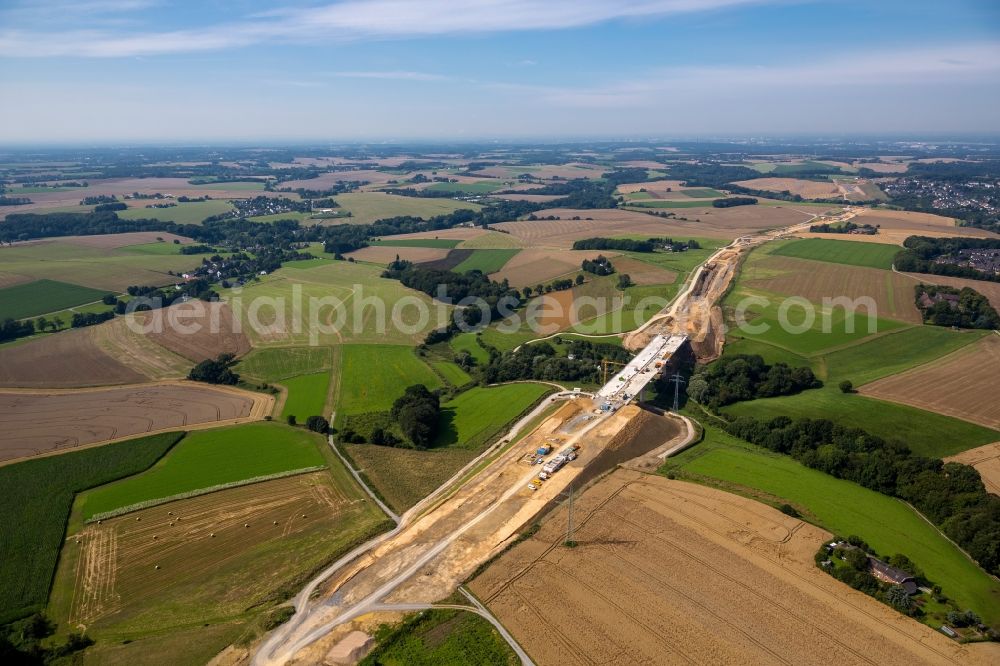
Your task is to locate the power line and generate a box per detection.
[669,373,686,411]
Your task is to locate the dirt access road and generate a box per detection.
[252,402,690,665]
[623,207,858,360]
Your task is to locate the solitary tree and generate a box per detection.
[839,380,854,393]
[306,415,329,434]
[286,414,297,426]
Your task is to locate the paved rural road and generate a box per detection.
[252,387,576,666]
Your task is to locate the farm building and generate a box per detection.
[868,557,919,595]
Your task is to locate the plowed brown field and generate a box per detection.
[139,301,251,362]
[490,249,619,287]
[0,326,148,388]
[0,382,269,462]
[344,245,450,265]
[471,470,989,666]
[861,334,1000,430]
[0,316,199,388]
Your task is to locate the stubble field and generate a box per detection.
[472,469,987,666]
[860,334,1000,430]
[946,443,1000,496]
[0,382,268,462]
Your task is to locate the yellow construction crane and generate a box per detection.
[601,358,628,385]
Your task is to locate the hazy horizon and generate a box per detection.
[1,0,998,143]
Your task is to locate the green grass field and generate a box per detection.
[344,444,476,513]
[361,606,517,666]
[237,346,333,381]
[434,384,551,450]
[620,239,721,275]
[0,432,183,623]
[819,326,989,385]
[0,241,204,292]
[722,386,998,458]
[371,238,462,249]
[725,289,908,355]
[0,278,109,319]
[79,423,325,520]
[280,371,332,420]
[770,238,899,270]
[453,249,520,274]
[333,192,482,225]
[117,200,234,225]
[117,241,187,255]
[449,332,491,364]
[423,180,506,194]
[336,344,442,416]
[431,360,473,386]
[680,187,725,198]
[223,261,449,347]
[664,425,1000,626]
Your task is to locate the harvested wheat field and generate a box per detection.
[861,335,1000,430]
[456,230,524,249]
[611,256,677,285]
[281,170,398,190]
[139,301,251,362]
[60,470,359,629]
[946,442,1000,496]
[490,249,619,287]
[0,382,269,463]
[473,163,605,180]
[856,161,909,173]
[373,227,488,242]
[60,232,193,249]
[471,469,989,666]
[0,327,148,388]
[0,316,199,388]
[345,245,450,265]
[494,206,817,246]
[852,208,998,243]
[745,255,922,324]
[0,271,31,288]
[733,177,841,199]
[5,178,272,216]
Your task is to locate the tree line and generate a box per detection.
[724,415,1000,578]
[687,354,821,409]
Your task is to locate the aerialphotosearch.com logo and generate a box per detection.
[122,282,882,344]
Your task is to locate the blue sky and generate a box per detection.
[0,0,998,143]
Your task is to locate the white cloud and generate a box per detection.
[0,0,779,58]
[521,43,1000,108]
